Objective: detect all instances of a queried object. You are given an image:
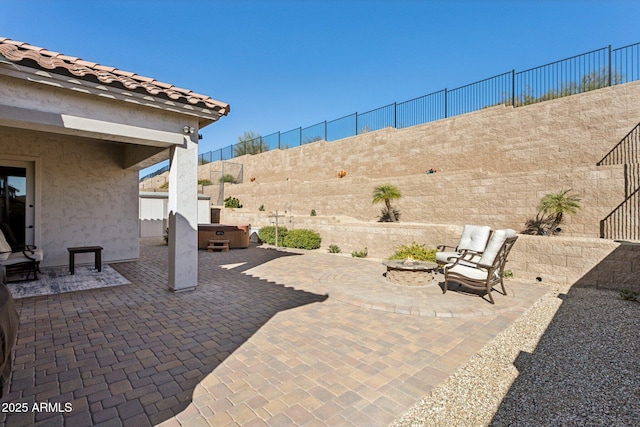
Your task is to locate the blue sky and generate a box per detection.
[2,0,639,175]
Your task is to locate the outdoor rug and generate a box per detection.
[5,265,130,299]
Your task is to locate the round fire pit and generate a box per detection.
[382,260,439,287]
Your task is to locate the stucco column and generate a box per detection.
[167,132,199,292]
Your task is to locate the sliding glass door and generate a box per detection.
[0,161,35,248]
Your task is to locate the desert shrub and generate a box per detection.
[372,184,402,222]
[351,247,368,258]
[328,244,341,253]
[198,179,213,186]
[522,189,581,235]
[219,174,237,184]
[282,229,322,250]
[620,289,638,301]
[224,197,242,208]
[259,205,265,211]
[258,226,288,245]
[388,242,436,262]
[310,209,317,216]
[378,207,401,222]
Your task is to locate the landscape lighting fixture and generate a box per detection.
[183,125,195,134]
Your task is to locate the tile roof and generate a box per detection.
[0,37,229,116]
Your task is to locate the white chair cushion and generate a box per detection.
[0,231,12,261]
[436,251,460,264]
[458,225,492,252]
[0,249,43,266]
[437,250,483,265]
[478,229,516,266]
[447,263,489,281]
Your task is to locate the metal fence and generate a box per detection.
[140,42,640,177]
[598,125,640,240]
[597,122,640,167]
[600,172,640,240]
[200,161,244,205]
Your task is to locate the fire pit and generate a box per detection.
[382,259,439,287]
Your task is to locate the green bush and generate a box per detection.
[388,242,436,262]
[198,179,213,186]
[219,174,237,184]
[328,244,341,253]
[259,204,265,211]
[224,197,242,208]
[351,247,368,258]
[310,209,317,216]
[620,289,638,301]
[258,226,288,245]
[283,229,322,250]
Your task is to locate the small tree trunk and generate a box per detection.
[385,199,396,222]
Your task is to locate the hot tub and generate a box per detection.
[198,224,250,249]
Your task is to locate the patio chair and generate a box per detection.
[0,274,19,397]
[443,229,518,304]
[435,225,492,266]
[0,229,42,282]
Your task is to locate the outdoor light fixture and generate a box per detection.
[183,125,195,134]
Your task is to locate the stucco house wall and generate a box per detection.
[0,127,139,267]
[139,192,211,238]
[1,37,229,290]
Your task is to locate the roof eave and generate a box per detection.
[0,61,224,126]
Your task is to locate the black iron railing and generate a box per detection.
[600,184,640,240]
[598,122,640,167]
[138,42,640,177]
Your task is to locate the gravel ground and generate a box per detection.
[390,284,640,427]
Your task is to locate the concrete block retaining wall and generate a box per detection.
[191,81,640,239]
[142,81,640,289]
[221,209,640,292]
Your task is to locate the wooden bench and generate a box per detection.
[207,240,229,252]
[68,246,103,275]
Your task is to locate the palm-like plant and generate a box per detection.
[537,189,582,234]
[372,184,402,222]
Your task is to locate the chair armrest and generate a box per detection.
[437,245,457,251]
[445,249,480,264]
[446,255,491,271]
[11,244,37,252]
[457,249,482,260]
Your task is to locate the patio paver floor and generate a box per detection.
[0,239,549,426]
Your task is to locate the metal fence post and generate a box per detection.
[608,44,612,87]
[324,121,327,141]
[355,112,359,135]
[393,102,397,128]
[444,88,448,118]
[511,69,515,106]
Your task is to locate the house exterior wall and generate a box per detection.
[0,127,139,267]
[139,193,211,238]
[0,74,189,143]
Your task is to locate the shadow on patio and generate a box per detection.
[489,245,640,425]
[0,239,327,426]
